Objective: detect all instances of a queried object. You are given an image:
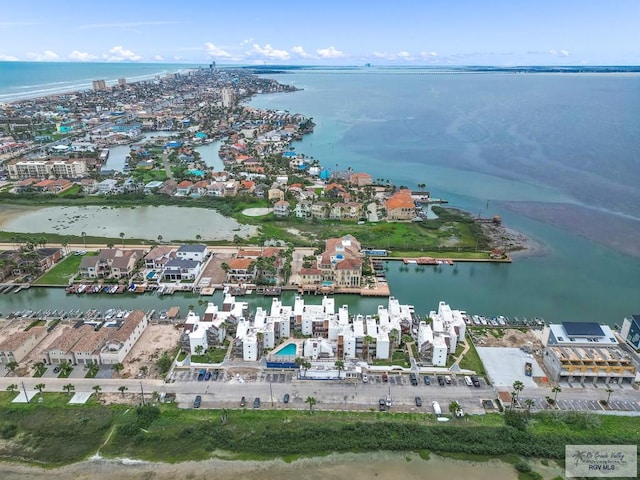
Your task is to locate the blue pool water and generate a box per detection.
[146,270,156,280]
[276,343,297,357]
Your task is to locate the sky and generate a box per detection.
[1,0,639,65]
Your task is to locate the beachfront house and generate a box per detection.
[99,310,149,364]
[385,189,416,221]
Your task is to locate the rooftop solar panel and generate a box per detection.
[562,322,604,337]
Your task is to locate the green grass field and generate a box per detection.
[1,394,639,467]
[33,251,96,285]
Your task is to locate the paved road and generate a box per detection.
[4,370,638,416]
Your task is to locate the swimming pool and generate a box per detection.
[275,343,297,357]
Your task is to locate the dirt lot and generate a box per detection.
[122,323,182,379]
[470,327,543,349]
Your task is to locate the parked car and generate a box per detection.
[378,398,386,411]
[409,373,418,386]
[212,369,219,381]
[240,396,246,407]
[53,366,60,374]
[253,397,261,408]
[437,375,445,386]
[423,375,431,385]
[415,396,422,407]
[444,375,452,385]
[197,368,206,381]
[204,371,212,381]
[362,373,368,383]
[283,393,290,404]
[193,395,201,409]
[471,375,481,387]
[464,375,473,386]
[382,372,388,382]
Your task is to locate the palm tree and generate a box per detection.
[6,384,18,393]
[302,360,311,378]
[157,235,163,243]
[524,398,535,412]
[512,380,524,407]
[92,385,102,397]
[604,385,614,405]
[87,361,99,377]
[194,345,204,356]
[34,383,45,394]
[118,385,128,397]
[63,383,75,395]
[61,237,69,256]
[119,232,125,247]
[305,396,317,413]
[81,231,87,248]
[334,360,345,379]
[33,361,46,376]
[59,360,72,377]
[551,385,561,403]
[195,234,202,242]
[111,363,124,377]
[448,401,462,417]
[7,361,18,374]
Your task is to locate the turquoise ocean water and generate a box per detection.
[0,61,202,103]
[0,64,638,324]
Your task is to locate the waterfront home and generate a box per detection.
[97,178,118,194]
[143,180,164,194]
[176,244,208,263]
[71,325,109,365]
[385,189,416,221]
[157,180,178,196]
[349,172,373,187]
[273,200,290,217]
[226,257,256,283]
[192,180,210,196]
[329,202,362,221]
[317,235,362,288]
[35,247,63,271]
[100,310,149,365]
[144,245,174,269]
[0,326,48,365]
[206,181,225,197]
[79,178,98,193]
[46,325,80,365]
[162,258,201,281]
[175,180,193,196]
[79,248,140,279]
[620,315,640,351]
[325,183,350,200]
[33,178,73,193]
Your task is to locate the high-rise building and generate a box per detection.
[92,79,107,91]
[221,87,236,108]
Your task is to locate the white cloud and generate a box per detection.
[240,38,254,46]
[0,53,19,61]
[252,44,290,60]
[549,49,570,57]
[316,46,345,58]
[153,54,165,61]
[420,51,438,58]
[204,42,232,58]
[26,50,60,61]
[68,50,98,62]
[373,51,388,59]
[103,46,141,62]
[291,45,312,58]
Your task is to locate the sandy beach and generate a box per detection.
[0,451,557,480]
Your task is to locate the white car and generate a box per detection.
[362,373,368,383]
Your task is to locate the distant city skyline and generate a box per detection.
[1,0,639,65]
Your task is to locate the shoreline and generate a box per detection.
[0,450,559,480]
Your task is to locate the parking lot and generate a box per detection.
[519,396,640,413]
